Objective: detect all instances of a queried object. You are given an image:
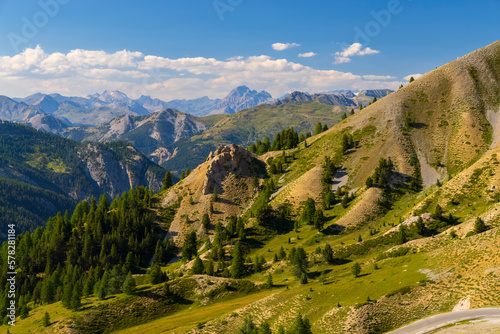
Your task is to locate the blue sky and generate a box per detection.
[0,0,498,100]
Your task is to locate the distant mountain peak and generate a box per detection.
[209,86,274,115]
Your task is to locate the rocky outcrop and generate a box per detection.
[203,144,252,195]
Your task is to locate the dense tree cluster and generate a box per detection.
[365,157,395,188]
[0,186,169,318]
[341,133,355,154]
[249,127,300,154]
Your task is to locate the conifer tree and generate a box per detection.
[43,311,50,327]
[191,256,204,275]
[70,282,82,311]
[292,247,308,279]
[398,225,407,244]
[322,243,334,264]
[474,217,487,234]
[202,213,210,231]
[122,272,136,295]
[150,263,164,285]
[290,314,313,334]
[315,122,323,135]
[162,171,172,190]
[205,260,215,276]
[212,186,218,202]
[182,231,198,261]
[351,262,361,277]
[231,242,246,279]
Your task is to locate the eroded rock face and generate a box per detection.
[77,143,163,199]
[203,144,251,195]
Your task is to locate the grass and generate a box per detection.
[115,290,277,334]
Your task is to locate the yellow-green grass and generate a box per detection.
[115,290,277,334]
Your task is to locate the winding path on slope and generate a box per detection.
[387,308,500,334]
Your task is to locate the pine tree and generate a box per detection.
[191,256,204,275]
[202,214,210,231]
[313,209,324,230]
[351,262,361,277]
[341,193,349,208]
[415,217,425,235]
[162,171,172,190]
[341,112,347,120]
[205,260,214,276]
[19,305,29,319]
[180,170,185,180]
[124,252,136,273]
[70,282,82,311]
[409,76,415,83]
[350,108,354,115]
[43,311,50,327]
[279,246,286,260]
[474,217,487,234]
[322,243,334,264]
[182,231,198,261]
[122,272,136,295]
[153,240,165,265]
[83,276,94,296]
[212,186,218,202]
[266,274,273,288]
[398,225,407,244]
[300,198,316,224]
[41,277,55,304]
[96,281,107,300]
[150,263,164,285]
[315,122,323,135]
[290,314,313,334]
[231,242,246,279]
[292,247,308,279]
[365,176,373,188]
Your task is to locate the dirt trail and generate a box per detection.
[332,168,348,191]
[486,108,500,150]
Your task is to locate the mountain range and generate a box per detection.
[6,86,275,126]
[13,87,393,173]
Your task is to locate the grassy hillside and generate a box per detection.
[3,41,500,334]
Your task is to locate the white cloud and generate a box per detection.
[404,73,423,81]
[0,45,403,101]
[334,43,380,64]
[298,52,317,58]
[272,43,301,51]
[333,57,351,64]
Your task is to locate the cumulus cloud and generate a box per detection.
[334,43,380,64]
[272,43,301,51]
[298,52,317,58]
[0,45,402,100]
[404,73,423,81]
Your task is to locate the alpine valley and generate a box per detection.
[1,40,500,334]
